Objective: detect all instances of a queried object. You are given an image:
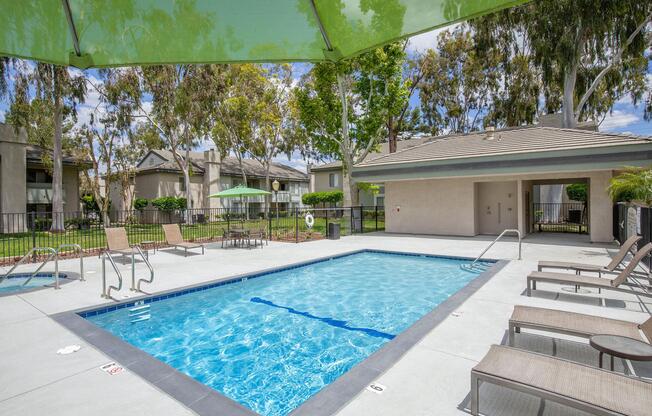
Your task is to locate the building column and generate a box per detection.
[589,171,614,243]
[0,125,27,233]
[203,149,221,210]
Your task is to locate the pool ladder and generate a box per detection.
[102,246,154,299]
[461,229,522,271]
[0,244,85,290]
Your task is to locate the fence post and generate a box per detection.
[295,208,299,243]
[325,209,329,238]
[30,212,36,261]
[375,205,378,231]
[227,209,230,235]
[268,208,272,242]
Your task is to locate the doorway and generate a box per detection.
[476,181,518,235]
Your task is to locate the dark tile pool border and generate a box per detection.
[51,250,506,416]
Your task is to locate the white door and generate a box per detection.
[477,181,518,235]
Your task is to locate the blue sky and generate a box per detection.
[1,28,650,173]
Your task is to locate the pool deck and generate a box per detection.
[1,233,650,416]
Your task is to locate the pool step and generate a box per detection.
[129,304,151,323]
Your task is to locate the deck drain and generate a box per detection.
[56,345,81,355]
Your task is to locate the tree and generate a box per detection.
[8,63,85,231]
[473,1,652,128]
[292,43,408,206]
[608,167,652,205]
[211,64,266,185]
[248,64,298,208]
[418,27,501,134]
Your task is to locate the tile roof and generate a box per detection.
[356,127,652,168]
[137,149,308,181]
[310,136,428,171]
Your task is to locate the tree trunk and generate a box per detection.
[51,94,65,232]
[388,118,397,153]
[336,73,358,208]
[562,61,578,128]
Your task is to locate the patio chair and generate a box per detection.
[471,345,652,416]
[526,242,652,298]
[105,227,135,258]
[249,226,267,247]
[508,305,652,346]
[537,235,642,277]
[162,224,204,256]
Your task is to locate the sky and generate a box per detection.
[1,27,650,174]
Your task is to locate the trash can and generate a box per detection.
[328,223,340,240]
[568,209,582,224]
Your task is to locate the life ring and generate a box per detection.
[305,213,315,229]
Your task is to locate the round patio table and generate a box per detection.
[589,334,652,371]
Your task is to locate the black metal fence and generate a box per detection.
[0,207,385,264]
[613,203,651,270]
[532,202,588,233]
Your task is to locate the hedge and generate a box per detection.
[133,197,149,211]
[151,196,187,211]
[301,191,343,206]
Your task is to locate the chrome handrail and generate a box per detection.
[131,245,154,292]
[102,252,123,299]
[0,247,60,289]
[56,243,84,281]
[467,229,522,269]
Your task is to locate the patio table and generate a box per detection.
[589,334,652,371]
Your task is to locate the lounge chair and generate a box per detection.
[508,305,652,346]
[538,235,642,277]
[104,227,139,259]
[162,224,204,256]
[471,345,652,416]
[527,243,652,298]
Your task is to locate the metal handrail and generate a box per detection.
[0,247,60,289]
[56,244,84,281]
[102,252,123,299]
[131,246,154,292]
[467,229,522,269]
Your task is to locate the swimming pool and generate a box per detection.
[84,251,492,415]
[0,272,68,295]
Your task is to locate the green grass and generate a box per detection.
[0,217,385,260]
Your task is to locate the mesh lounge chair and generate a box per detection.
[508,305,652,346]
[162,224,204,256]
[104,227,137,259]
[538,235,642,277]
[527,243,652,298]
[471,345,652,416]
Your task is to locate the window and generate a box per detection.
[329,173,340,187]
[179,177,186,192]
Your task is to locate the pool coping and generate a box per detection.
[51,249,506,416]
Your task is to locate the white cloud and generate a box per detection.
[406,24,459,53]
[600,109,639,130]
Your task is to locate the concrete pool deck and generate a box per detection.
[1,233,650,415]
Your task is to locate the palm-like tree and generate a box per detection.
[608,167,652,205]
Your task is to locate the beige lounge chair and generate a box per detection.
[162,224,204,256]
[538,235,642,276]
[527,243,652,298]
[508,305,652,346]
[104,227,136,258]
[471,345,652,416]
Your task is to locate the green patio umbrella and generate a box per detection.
[209,185,271,215]
[0,0,526,69]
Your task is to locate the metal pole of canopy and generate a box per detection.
[61,0,82,56]
[308,0,334,52]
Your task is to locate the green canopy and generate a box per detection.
[209,185,271,198]
[0,0,525,69]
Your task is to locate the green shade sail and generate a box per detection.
[209,185,271,198]
[0,0,525,69]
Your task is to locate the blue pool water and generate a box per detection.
[86,251,489,415]
[0,273,67,294]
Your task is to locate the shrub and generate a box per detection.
[133,197,149,211]
[151,196,186,211]
[80,194,111,212]
[565,183,587,202]
[301,191,343,206]
[608,167,652,205]
[65,217,91,229]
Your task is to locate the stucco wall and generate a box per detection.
[62,167,80,212]
[384,170,615,243]
[385,178,477,236]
